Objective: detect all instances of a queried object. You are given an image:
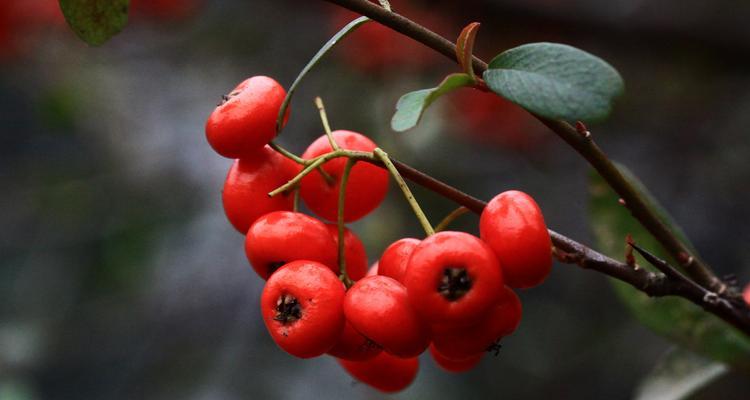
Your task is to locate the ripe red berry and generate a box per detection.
[326,224,368,281]
[404,231,503,325]
[300,130,389,222]
[327,320,382,361]
[344,275,430,358]
[378,238,420,283]
[429,343,482,373]
[337,352,419,393]
[480,190,552,289]
[260,260,345,358]
[245,211,338,280]
[205,76,288,159]
[743,283,750,306]
[432,286,522,360]
[221,146,300,234]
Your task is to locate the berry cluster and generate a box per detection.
[206,76,553,393]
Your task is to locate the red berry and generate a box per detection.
[344,275,430,358]
[337,352,419,393]
[327,320,382,361]
[432,286,522,360]
[743,283,750,306]
[221,146,300,234]
[260,261,345,358]
[245,211,338,280]
[378,238,420,283]
[205,76,288,159]
[480,190,552,289]
[300,130,389,222]
[404,231,503,325]
[429,343,482,373]
[326,224,368,281]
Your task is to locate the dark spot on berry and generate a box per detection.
[437,267,472,301]
[486,341,502,356]
[273,294,302,324]
[217,90,241,106]
[267,261,286,276]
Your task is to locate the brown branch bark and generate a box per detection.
[322,0,735,299]
[360,157,750,337]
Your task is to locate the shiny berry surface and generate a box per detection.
[429,343,482,373]
[221,146,299,234]
[260,261,345,358]
[480,190,552,289]
[432,286,522,360]
[378,238,420,283]
[205,76,288,159]
[245,211,337,279]
[327,320,382,361]
[337,352,419,393]
[344,275,430,358]
[300,130,388,222]
[404,231,503,325]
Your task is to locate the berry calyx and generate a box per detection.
[404,231,503,325]
[480,190,552,289]
[337,352,419,393]
[205,76,288,158]
[378,238,420,283]
[221,145,300,234]
[300,130,389,222]
[245,211,338,279]
[260,261,345,358]
[344,275,430,358]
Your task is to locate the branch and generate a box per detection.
[322,0,728,297]
[358,156,750,337]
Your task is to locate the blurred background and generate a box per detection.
[2,0,750,398]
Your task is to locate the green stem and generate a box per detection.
[269,141,308,165]
[293,186,301,212]
[269,149,377,197]
[434,206,470,232]
[373,148,435,236]
[315,97,341,152]
[337,159,357,288]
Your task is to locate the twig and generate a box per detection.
[322,0,728,297]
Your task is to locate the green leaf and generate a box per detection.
[59,0,130,46]
[635,347,728,400]
[391,73,475,132]
[276,16,370,132]
[483,42,624,123]
[589,165,750,370]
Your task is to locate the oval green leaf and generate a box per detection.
[484,42,624,123]
[391,73,474,132]
[59,0,130,46]
[589,165,750,371]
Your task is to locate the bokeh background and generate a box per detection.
[2,0,750,399]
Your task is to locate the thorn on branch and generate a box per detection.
[677,252,695,267]
[625,234,638,270]
[575,121,592,139]
[703,292,720,305]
